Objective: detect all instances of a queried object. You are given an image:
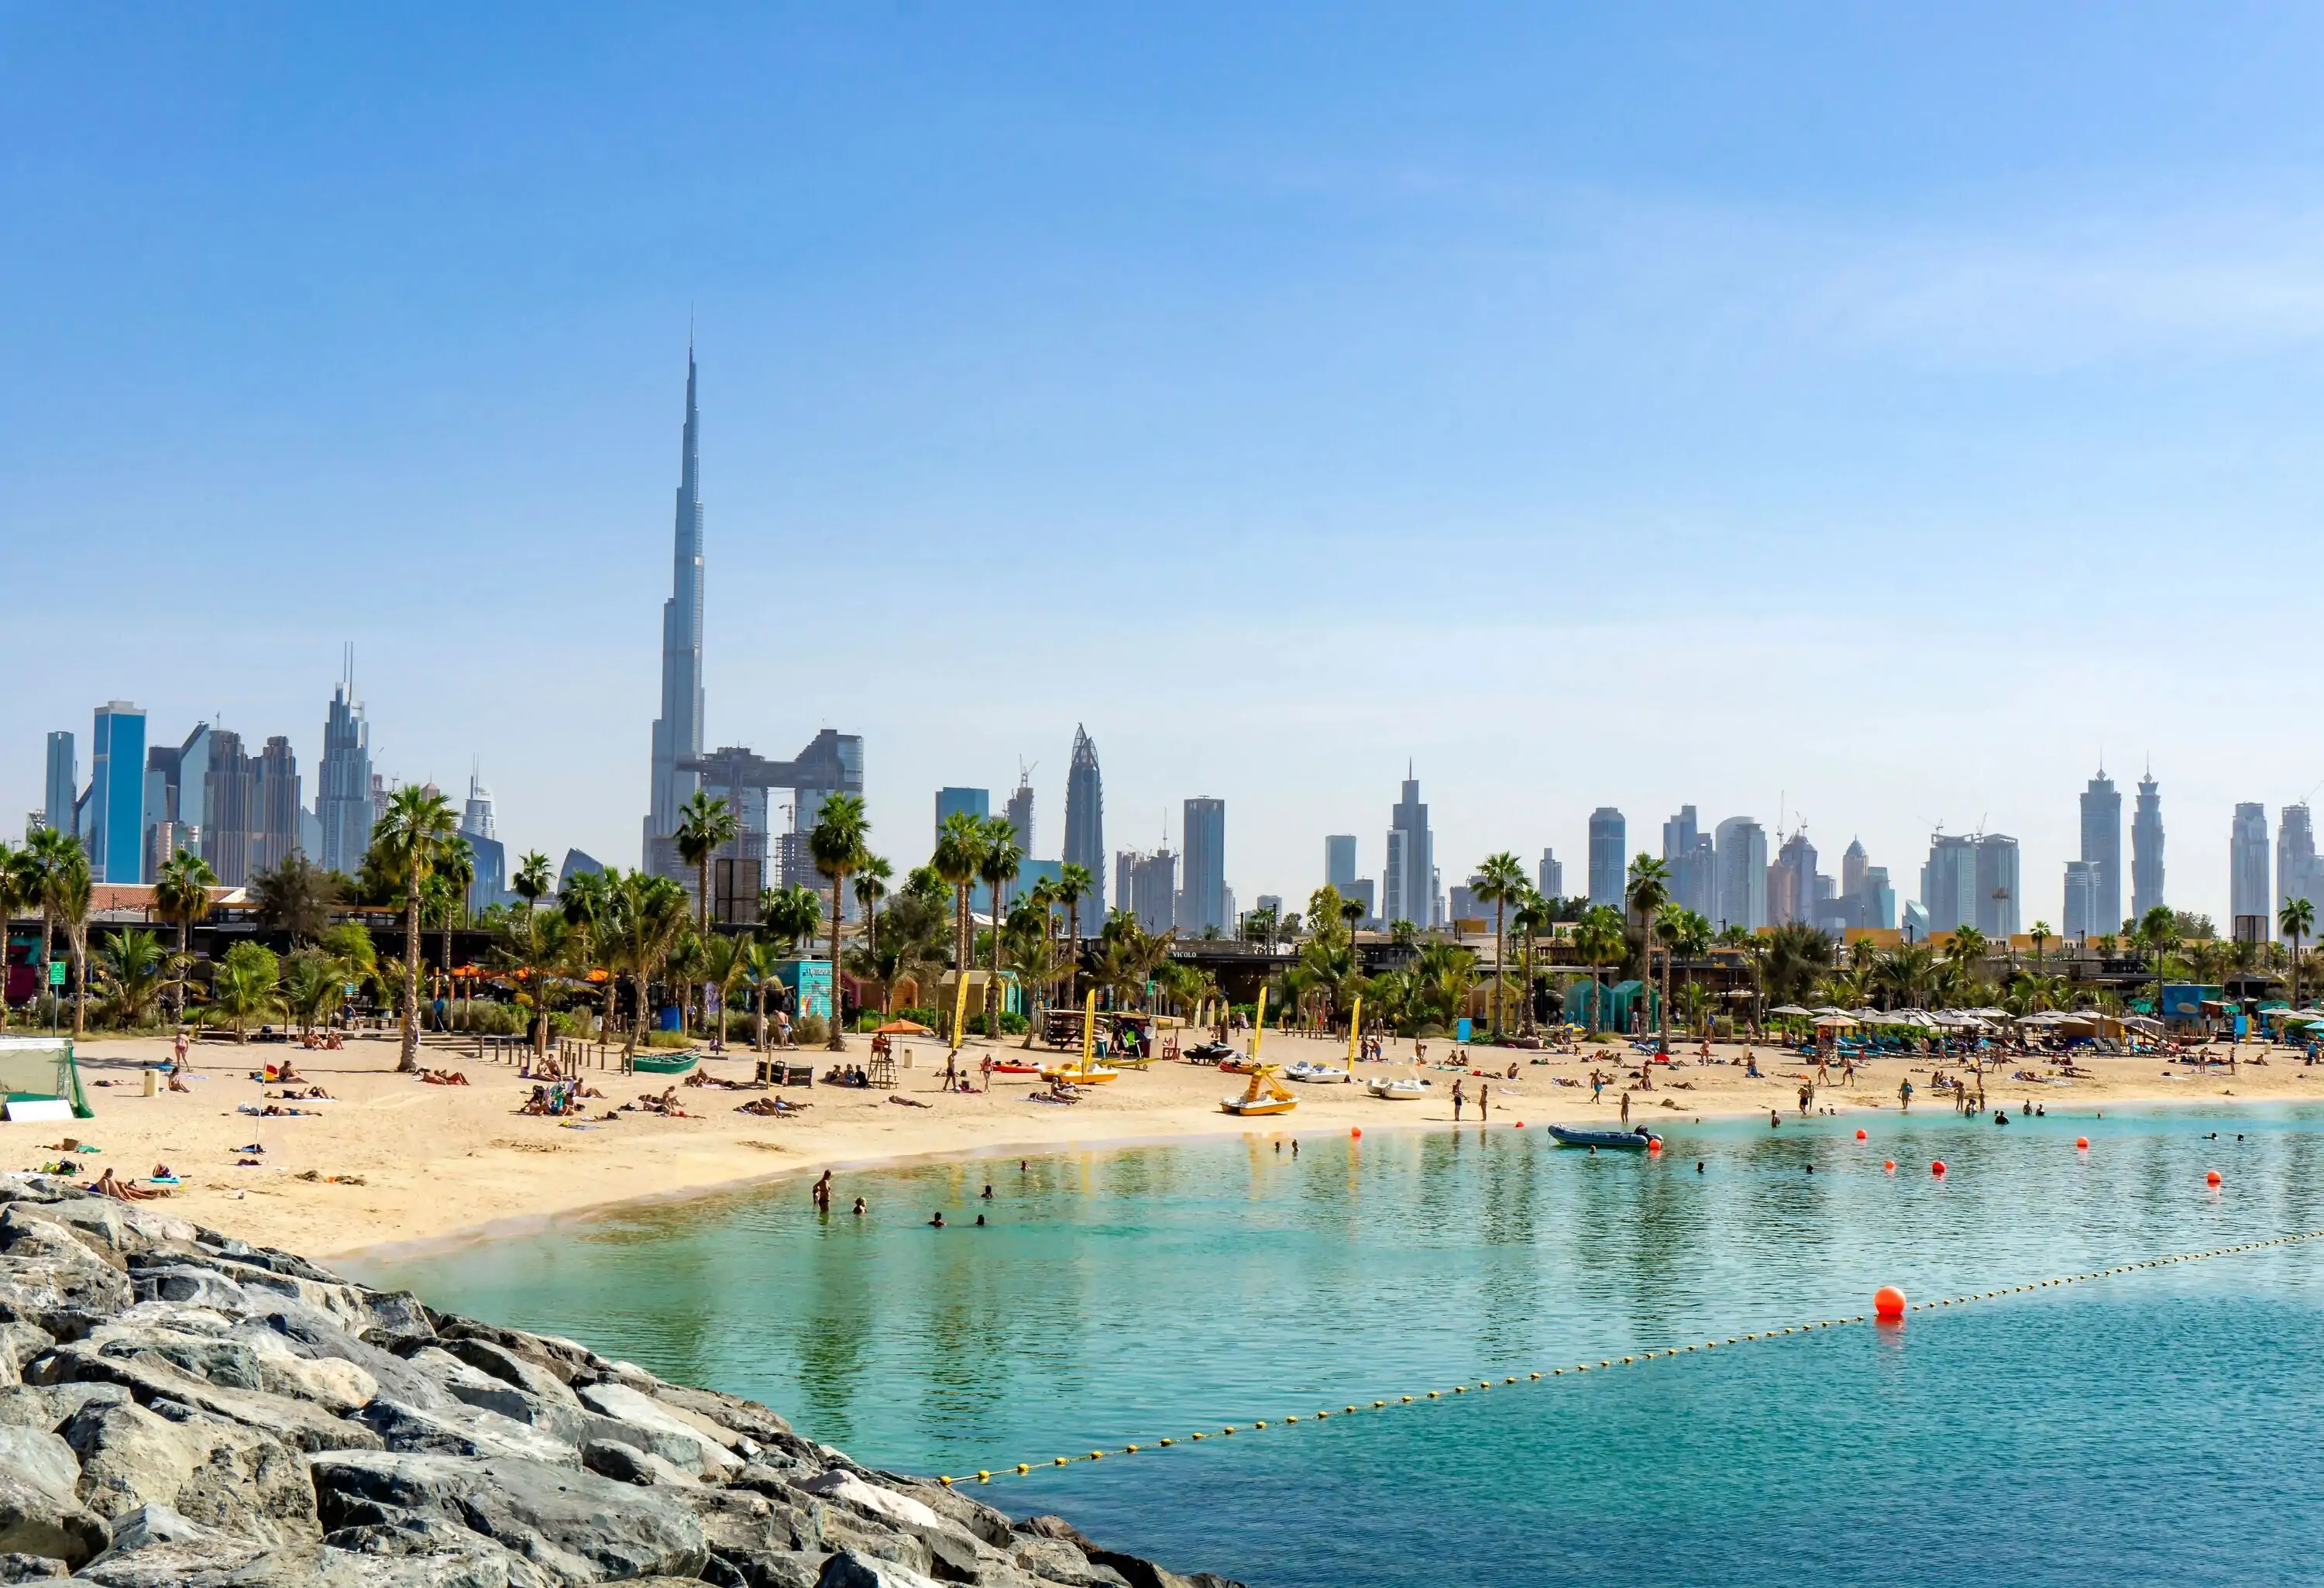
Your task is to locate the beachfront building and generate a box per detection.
[1538,847,1563,901]
[1064,725,1105,917]
[317,665,373,875]
[2230,803,2270,937]
[1587,808,1625,909]
[642,345,707,885]
[1178,797,1227,936]
[2081,769,2123,934]
[1714,817,1767,932]
[1383,768,1434,930]
[2279,805,2321,943]
[2133,772,2166,920]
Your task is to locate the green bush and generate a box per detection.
[893,1007,940,1029]
[794,1013,830,1046]
[964,1012,1029,1036]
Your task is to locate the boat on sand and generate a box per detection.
[1221,1064,1298,1117]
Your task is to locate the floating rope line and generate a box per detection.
[938,1229,2324,1487]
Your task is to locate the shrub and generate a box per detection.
[964,1012,1029,1036]
[794,1013,830,1046]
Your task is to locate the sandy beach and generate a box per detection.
[11,1029,2311,1262]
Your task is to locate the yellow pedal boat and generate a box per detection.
[1220,1064,1298,1116]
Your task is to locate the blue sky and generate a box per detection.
[5,3,2324,923]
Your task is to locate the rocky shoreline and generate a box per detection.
[0,1174,1243,1588]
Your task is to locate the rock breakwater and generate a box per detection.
[0,1175,1242,1588]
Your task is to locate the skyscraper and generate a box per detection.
[2080,770,2123,935]
[1770,830,1817,927]
[1006,773,1034,854]
[318,658,374,875]
[1325,835,1357,890]
[2231,803,2271,931]
[42,733,74,834]
[1063,725,1105,916]
[200,729,253,885]
[2278,805,2320,942]
[935,788,990,843]
[1179,797,1226,935]
[1714,818,1768,931]
[1383,769,1433,929]
[253,736,302,875]
[1587,808,1626,909]
[2062,859,2099,940]
[1921,832,2019,937]
[1662,806,1716,917]
[1538,848,1563,900]
[1116,848,1176,932]
[643,346,706,881]
[88,703,147,883]
[2133,772,2165,922]
[1841,840,1868,902]
[459,769,507,913]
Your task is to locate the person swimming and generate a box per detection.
[975,1213,986,1226]
[1696,1161,1704,1174]
[1769,1110,1780,1127]
[851,1198,867,1216]
[929,1211,945,1228]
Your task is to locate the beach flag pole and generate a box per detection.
[1082,988,1098,1069]
[1347,995,1363,1075]
[951,971,974,1054]
[1253,987,1268,1063]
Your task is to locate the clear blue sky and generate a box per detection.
[6,3,2323,924]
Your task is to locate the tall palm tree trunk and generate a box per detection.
[829,875,847,1050]
[399,879,421,1073]
[1491,902,1506,1038]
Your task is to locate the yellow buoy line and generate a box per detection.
[937,1228,2324,1489]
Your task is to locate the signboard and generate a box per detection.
[47,961,65,988]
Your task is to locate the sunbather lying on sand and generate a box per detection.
[88,1167,167,1201]
[737,1096,809,1116]
[419,1069,469,1086]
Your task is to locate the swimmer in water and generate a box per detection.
[1696,1161,1704,1174]
[851,1198,867,1216]
[1769,1109,1781,1128]
[981,1184,994,1199]
[929,1211,945,1228]
[975,1213,986,1226]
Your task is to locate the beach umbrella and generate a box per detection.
[876,1019,933,1036]
[1813,1014,1858,1029]
[1770,1005,1811,1017]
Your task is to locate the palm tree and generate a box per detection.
[610,870,691,1054]
[1656,903,1712,1036]
[2281,897,2315,1009]
[759,884,823,957]
[741,936,782,1050]
[978,818,1024,1038]
[1572,905,1626,1036]
[1510,889,1552,1036]
[1624,855,1673,1046]
[674,791,740,1029]
[931,811,988,1012]
[368,783,460,1072]
[492,903,573,1060]
[2029,919,2051,972]
[153,848,218,1026]
[249,854,342,944]
[1055,862,1094,1002]
[853,855,893,955]
[2137,904,2178,1016]
[23,827,81,1016]
[809,793,869,1048]
[0,843,22,1031]
[1470,851,1526,1039]
[702,930,751,1050]
[47,848,93,1036]
[434,838,476,1012]
[513,851,553,907]
[94,928,169,1029]
[558,869,614,1040]
[279,950,347,1039]
[203,941,283,1043]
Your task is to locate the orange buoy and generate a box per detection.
[1930,1160,1946,1177]
[1647,1137,1663,1153]
[1349,1127,1361,1139]
[2076,1136,2089,1150]
[2206,1170,2223,1187]
[1855,1129,1868,1140]
[1874,1285,1907,1322]
[1883,1160,1896,1173]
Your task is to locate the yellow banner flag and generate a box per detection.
[1082,988,1098,1067]
[951,970,974,1050]
[1347,995,1363,1067]
[1253,985,1269,1061]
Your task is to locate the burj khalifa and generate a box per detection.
[642,345,706,880]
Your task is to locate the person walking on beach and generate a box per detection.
[1590,1071,1604,1105]
[1899,1078,1913,1112]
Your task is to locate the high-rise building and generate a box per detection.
[1921,832,2020,937]
[643,345,707,882]
[2278,805,2321,942]
[253,737,302,875]
[1063,725,1105,916]
[2132,772,2165,922]
[1861,866,1896,930]
[1769,830,1818,927]
[1538,848,1563,901]
[1325,835,1358,891]
[1714,818,1768,931]
[1342,879,1377,923]
[2231,803,2271,933]
[87,703,147,883]
[2062,859,2099,941]
[1116,848,1176,933]
[1383,768,1433,930]
[1178,797,1227,935]
[1005,774,1034,854]
[2080,770,2123,935]
[1662,806,1716,917]
[200,730,253,885]
[1841,840,1868,902]
[935,788,990,843]
[318,652,373,875]
[457,769,507,913]
[42,733,75,834]
[1587,808,1626,909]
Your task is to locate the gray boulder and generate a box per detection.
[131,1265,253,1315]
[29,1340,383,1453]
[360,1399,579,1466]
[816,1550,947,1588]
[0,1243,136,1339]
[0,1464,107,1570]
[576,1380,742,1476]
[431,1338,579,1408]
[70,1501,270,1588]
[0,1380,129,1432]
[0,1552,68,1584]
[309,1450,710,1585]
[581,1438,697,1487]
[0,1425,79,1505]
[60,1398,319,1545]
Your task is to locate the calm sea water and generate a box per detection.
[359,1103,2324,1586]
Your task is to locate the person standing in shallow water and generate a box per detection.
[812,1170,832,1212]
[1619,1088,1631,1127]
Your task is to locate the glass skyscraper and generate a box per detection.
[2079,769,2123,935]
[1178,797,1226,935]
[1063,725,1105,916]
[88,702,146,883]
[644,345,706,882]
[2133,772,2165,920]
[1587,807,1626,909]
[318,661,374,876]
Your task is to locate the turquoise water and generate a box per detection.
[362,1105,2324,1586]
